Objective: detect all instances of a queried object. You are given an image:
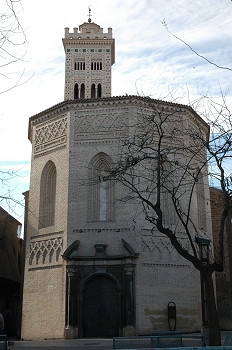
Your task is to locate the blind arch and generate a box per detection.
[39,161,57,228]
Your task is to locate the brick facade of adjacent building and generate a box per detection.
[210,187,232,329]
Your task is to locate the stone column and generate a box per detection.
[123,264,135,336]
[65,266,78,339]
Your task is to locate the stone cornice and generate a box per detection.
[28,95,210,142]
[62,38,114,46]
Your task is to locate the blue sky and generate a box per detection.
[0,0,232,231]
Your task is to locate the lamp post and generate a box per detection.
[195,236,211,345]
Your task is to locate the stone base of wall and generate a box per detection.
[65,326,79,339]
[123,325,135,336]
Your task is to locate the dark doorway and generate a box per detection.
[83,275,119,338]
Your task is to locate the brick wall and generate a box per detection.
[210,187,232,329]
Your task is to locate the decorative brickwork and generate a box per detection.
[34,115,67,155]
[142,262,190,268]
[29,237,63,266]
[74,108,128,143]
[141,235,189,253]
[75,109,128,133]
[73,227,130,233]
[141,235,174,253]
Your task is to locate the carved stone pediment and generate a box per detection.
[62,239,139,261]
[62,240,80,259]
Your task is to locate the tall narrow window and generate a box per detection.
[74,61,85,70]
[88,153,115,222]
[99,180,107,220]
[80,83,85,98]
[196,169,207,231]
[39,161,57,228]
[74,83,79,99]
[91,84,96,98]
[91,60,102,70]
[97,84,102,98]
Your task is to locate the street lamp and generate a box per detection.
[195,236,210,263]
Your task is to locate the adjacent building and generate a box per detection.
[0,207,23,337]
[210,187,232,329]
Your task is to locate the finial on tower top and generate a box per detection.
[88,6,92,23]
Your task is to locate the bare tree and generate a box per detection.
[0,0,28,218]
[192,93,232,266]
[105,95,232,345]
[161,20,232,73]
[0,0,28,94]
[0,168,25,219]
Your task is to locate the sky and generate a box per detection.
[0,0,232,232]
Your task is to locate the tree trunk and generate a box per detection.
[202,270,221,346]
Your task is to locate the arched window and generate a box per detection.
[88,153,115,222]
[74,83,79,99]
[39,161,57,228]
[97,84,102,98]
[196,169,207,231]
[91,84,96,98]
[80,83,85,99]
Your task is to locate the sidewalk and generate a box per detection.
[12,338,113,350]
[9,331,228,350]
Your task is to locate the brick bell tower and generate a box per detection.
[62,8,115,100]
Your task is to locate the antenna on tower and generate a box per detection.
[88,6,92,22]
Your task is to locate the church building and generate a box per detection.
[21,15,212,340]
